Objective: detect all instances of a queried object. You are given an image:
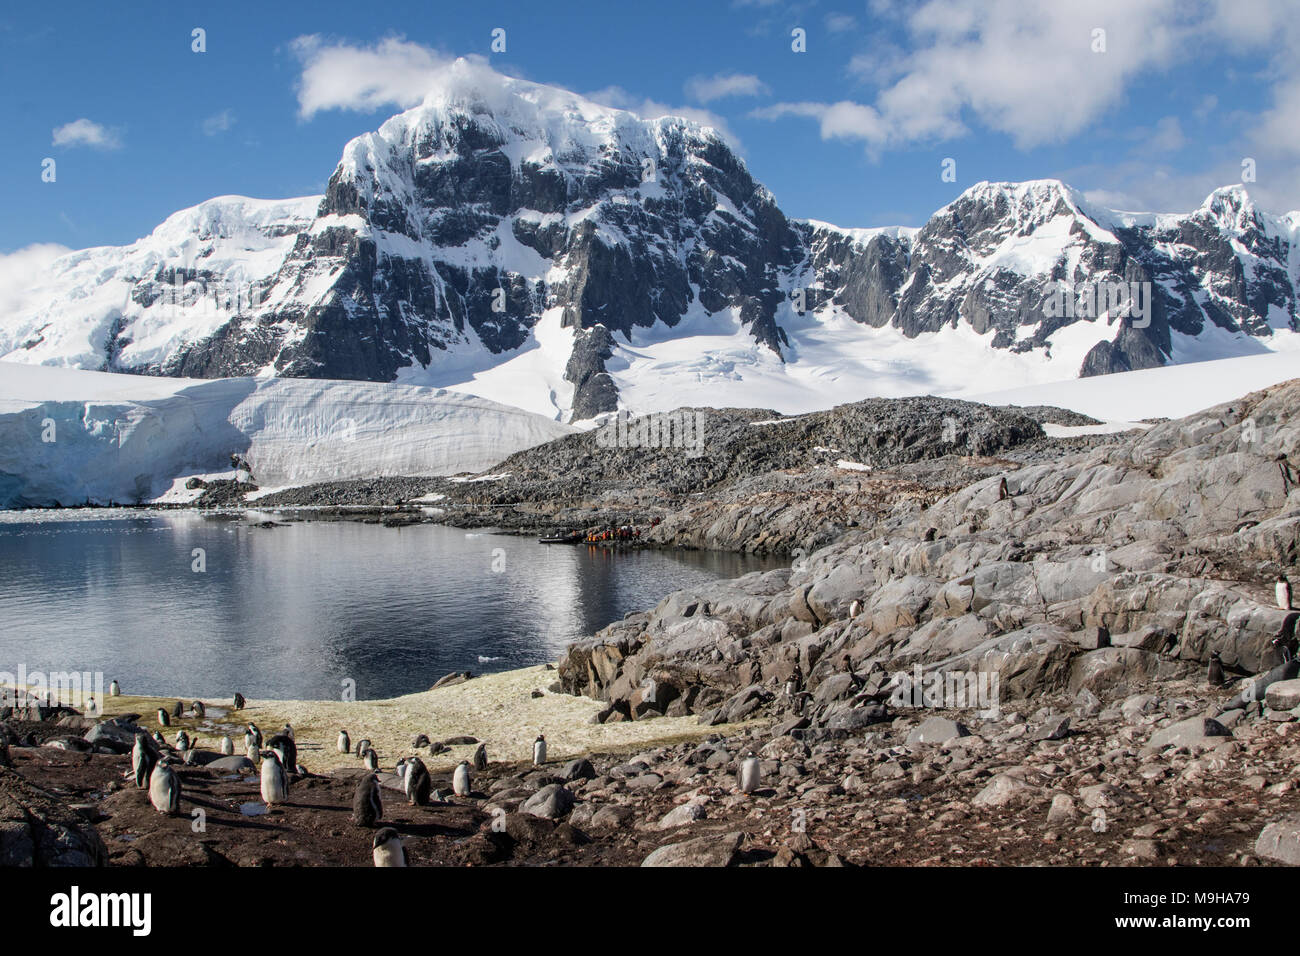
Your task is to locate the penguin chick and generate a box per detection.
[452,761,471,797]
[352,774,383,828]
[148,760,181,815]
[372,827,407,867]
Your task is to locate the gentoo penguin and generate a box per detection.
[244,733,259,760]
[1208,652,1225,687]
[532,734,547,766]
[403,756,431,806]
[472,742,488,772]
[352,774,383,828]
[452,760,471,797]
[738,752,761,794]
[784,664,803,698]
[848,600,862,617]
[172,700,184,719]
[337,730,351,754]
[246,722,262,750]
[174,730,190,752]
[267,734,297,777]
[148,760,181,815]
[411,733,430,749]
[395,758,409,786]
[232,692,246,709]
[997,477,1009,500]
[220,735,234,756]
[157,707,171,728]
[363,748,379,772]
[86,696,98,716]
[191,700,205,719]
[281,723,294,740]
[109,680,120,697]
[356,738,373,760]
[372,828,407,867]
[131,734,155,789]
[1278,575,1293,610]
[260,750,288,806]
[151,730,166,748]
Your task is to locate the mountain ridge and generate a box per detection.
[2,59,1297,421]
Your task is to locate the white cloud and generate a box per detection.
[51,119,121,150]
[586,86,743,150]
[0,243,69,321]
[825,13,857,33]
[292,35,458,118]
[684,72,770,103]
[756,0,1201,149]
[201,109,235,136]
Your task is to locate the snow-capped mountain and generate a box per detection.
[3,59,1298,421]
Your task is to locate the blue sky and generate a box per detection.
[3,0,1298,253]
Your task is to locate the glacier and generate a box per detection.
[0,362,575,508]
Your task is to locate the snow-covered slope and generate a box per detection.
[2,60,1299,422]
[0,362,574,508]
[967,351,1300,422]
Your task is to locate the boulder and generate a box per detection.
[641,831,742,867]
[1265,679,1300,711]
[520,784,574,820]
[0,768,108,866]
[905,716,969,746]
[1145,717,1231,752]
[1255,813,1300,865]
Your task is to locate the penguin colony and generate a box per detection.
[118,700,564,864]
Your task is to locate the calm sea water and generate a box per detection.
[0,511,780,701]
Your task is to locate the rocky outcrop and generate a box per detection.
[0,768,108,866]
[559,378,1300,729]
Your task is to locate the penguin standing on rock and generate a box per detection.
[532,734,547,766]
[404,756,431,806]
[1278,575,1293,611]
[372,828,407,867]
[148,759,180,815]
[260,750,288,806]
[220,736,234,756]
[337,730,351,754]
[998,477,1009,501]
[353,774,383,828]
[453,760,471,797]
[232,693,246,710]
[86,697,98,717]
[246,722,262,751]
[132,734,155,789]
[472,742,488,772]
[738,752,761,794]
[174,730,190,752]
[157,708,171,728]
[151,730,166,748]
[1208,652,1225,687]
[363,748,379,772]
